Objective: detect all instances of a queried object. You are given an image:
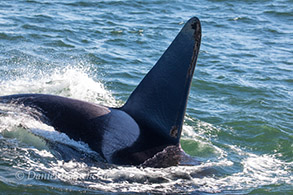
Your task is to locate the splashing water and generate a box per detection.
[0,65,291,194]
[0,0,292,194]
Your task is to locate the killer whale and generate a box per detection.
[0,17,201,167]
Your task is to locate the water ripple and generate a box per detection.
[0,0,292,194]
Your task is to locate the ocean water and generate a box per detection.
[0,0,292,194]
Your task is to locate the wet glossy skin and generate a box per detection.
[0,17,201,167]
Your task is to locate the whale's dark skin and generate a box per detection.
[0,17,201,167]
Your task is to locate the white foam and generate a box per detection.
[0,65,118,153]
[0,102,95,155]
[1,64,291,193]
[0,66,117,107]
[2,102,291,193]
[0,65,118,154]
[191,149,293,193]
[182,116,226,158]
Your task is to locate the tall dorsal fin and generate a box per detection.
[122,17,201,145]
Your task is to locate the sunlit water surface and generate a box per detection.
[0,0,292,194]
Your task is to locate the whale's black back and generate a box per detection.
[0,94,110,156]
[0,17,201,166]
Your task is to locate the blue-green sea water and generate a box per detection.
[0,0,292,194]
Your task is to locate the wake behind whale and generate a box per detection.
[0,17,201,167]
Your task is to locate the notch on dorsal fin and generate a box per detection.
[122,17,201,145]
